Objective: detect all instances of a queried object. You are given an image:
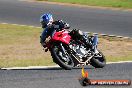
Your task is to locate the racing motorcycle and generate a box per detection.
[43,29,106,70]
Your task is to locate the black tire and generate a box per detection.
[51,45,74,70]
[90,50,106,68]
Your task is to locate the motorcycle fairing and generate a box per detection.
[52,30,71,44]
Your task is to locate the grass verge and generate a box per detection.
[0,24,55,68]
[0,23,132,68]
[37,0,132,9]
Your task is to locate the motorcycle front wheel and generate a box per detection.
[50,44,74,70]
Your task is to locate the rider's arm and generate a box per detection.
[53,20,70,29]
[40,28,49,46]
[59,20,70,29]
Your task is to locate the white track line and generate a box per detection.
[1,61,132,70]
[1,65,60,70]
[107,61,132,64]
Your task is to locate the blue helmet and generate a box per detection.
[40,13,53,28]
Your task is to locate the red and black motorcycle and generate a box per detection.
[43,29,106,70]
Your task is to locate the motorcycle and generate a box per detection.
[43,29,106,70]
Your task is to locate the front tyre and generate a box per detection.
[51,45,74,70]
[90,50,106,68]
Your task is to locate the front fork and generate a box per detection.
[60,43,67,55]
[59,43,70,62]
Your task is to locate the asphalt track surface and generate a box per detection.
[0,0,132,37]
[1,62,132,88]
[0,0,132,88]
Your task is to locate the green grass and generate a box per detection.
[0,23,132,68]
[37,0,132,9]
[0,24,55,68]
[106,55,132,62]
[0,24,38,45]
[0,58,55,68]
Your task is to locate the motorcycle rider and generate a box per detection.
[40,13,98,53]
[40,13,70,47]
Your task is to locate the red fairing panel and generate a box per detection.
[52,30,71,44]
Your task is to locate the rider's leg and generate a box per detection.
[92,35,99,53]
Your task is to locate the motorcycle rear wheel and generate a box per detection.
[90,50,106,68]
[51,45,74,70]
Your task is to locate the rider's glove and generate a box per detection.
[64,23,70,29]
